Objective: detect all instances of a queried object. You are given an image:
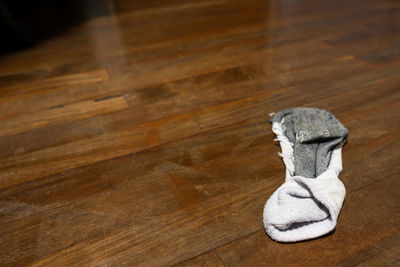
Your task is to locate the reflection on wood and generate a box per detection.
[0,0,399,265]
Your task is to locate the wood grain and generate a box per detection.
[0,0,399,265]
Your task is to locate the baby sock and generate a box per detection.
[263,108,348,242]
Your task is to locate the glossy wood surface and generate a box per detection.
[0,0,399,266]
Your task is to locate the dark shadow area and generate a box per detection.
[0,0,113,56]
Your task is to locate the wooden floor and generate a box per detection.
[0,0,399,266]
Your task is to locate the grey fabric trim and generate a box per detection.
[270,108,348,178]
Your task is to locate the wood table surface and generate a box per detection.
[0,0,399,266]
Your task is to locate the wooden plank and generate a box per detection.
[0,69,111,120]
[0,52,363,160]
[0,0,391,88]
[0,61,398,189]
[176,251,225,267]
[0,96,129,138]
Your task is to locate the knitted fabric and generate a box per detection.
[263,108,348,242]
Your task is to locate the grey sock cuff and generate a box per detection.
[270,108,348,177]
